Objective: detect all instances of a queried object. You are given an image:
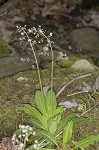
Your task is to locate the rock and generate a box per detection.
[0,54,38,78]
[59,101,77,110]
[71,59,98,70]
[17,77,28,81]
[0,36,15,57]
[69,28,99,57]
[58,55,80,68]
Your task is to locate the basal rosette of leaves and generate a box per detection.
[13,90,99,150]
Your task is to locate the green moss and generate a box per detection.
[0,37,11,57]
[60,55,81,68]
[59,55,95,68]
[0,103,29,138]
[0,67,99,149]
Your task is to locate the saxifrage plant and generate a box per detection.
[12,25,99,150]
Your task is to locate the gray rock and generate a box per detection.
[59,101,77,109]
[69,28,99,57]
[0,54,37,78]
[71,59,98,70]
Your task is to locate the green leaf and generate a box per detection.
[75,134,99,148]
[63,121,73,144]
[53,106,63,116]
[29,118,44,129]
[35,90,46,115]
[19,104,47,129]
[49,120,57,134]
[35,129,58,147]
[55,113,61,125]
[72,116,87,124]
[13,129,22,136]
[45,90,57,117]
[57,113,77,132]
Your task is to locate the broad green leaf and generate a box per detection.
[57,113,77,132]
[53,106,63,116]
[29,118,44,129]
[63,121,73,144]
[35,129,59,147]
[49,120,57,134]
[19,104,47,129]
[35,90,46,115]
[45,90,57,117]
[55,113,61,125]
[75,134,99,148]
[47,113,61,131]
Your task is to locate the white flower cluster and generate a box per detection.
[16,25,53,45]
[12,125,37,150]
[32,140,40,150]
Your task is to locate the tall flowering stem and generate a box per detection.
[37,26,54,98]
[17,25,54,98]
[17,25,43,96]
[44,35,54,97]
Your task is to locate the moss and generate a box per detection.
[59,55,95,68]
[0,67,99,149]
[0,37,11,57]
[0,103,29,138]
[59,55,81,68]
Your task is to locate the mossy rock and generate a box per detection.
[59,55,81,68]
[59,55,95,68]
[0,37,11,58]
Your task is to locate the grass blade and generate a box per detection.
[75,134,99,148]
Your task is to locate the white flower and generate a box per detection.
[34,140,38,143]
[33,144,37,149]
[38,144,40,147]
[19,143,24,148]
[29,127,33,131]
[25,125,29,129]
[28,29,32,33]
[22,134,25,137]
[22,129,27,133]
[21,32,24,35]
[39,29,43,34]
[32,131,36,135]
[49,32,52,36]
[28,39,32,42]
[18,134,22,138]
[20,125,25,129]
[12,134,16,141]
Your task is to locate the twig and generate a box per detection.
[78,101,99,117]
[56,73,91,98]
